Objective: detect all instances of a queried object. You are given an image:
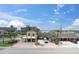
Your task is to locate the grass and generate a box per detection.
[0,40,17,47]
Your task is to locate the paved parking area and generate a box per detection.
[11,41,79,48]
[0,41,79,54]
[12,41,36,48]
[11,41,58,48]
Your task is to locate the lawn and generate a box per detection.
[0,40,17,47]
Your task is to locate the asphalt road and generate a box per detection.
[0,47,79,54]
[0,47,5,51]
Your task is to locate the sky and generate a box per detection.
[0,4,79,30]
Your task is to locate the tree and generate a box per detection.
[0,34,5,44]
[21,25,32,35]
[6,25,17,41]
[48,30,60,45]
[0,32,7,44]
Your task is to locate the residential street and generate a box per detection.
[0,41,79,54]
[0,47,5,50]
[0,47,79,54]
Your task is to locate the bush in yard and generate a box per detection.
[8,40,18,43]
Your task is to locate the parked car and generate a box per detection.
[44,37,49,43]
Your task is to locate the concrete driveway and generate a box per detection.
[11,41,58,48]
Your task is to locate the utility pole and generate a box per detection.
[60,24,62,34]
[58,24,62,45]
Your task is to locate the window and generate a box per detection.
[0,32,1,34]
[27,39,31,42]
[28,33,30,36]
[63,38,67,41]
[32,33,35,36]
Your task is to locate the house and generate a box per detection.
[21,26,42,43]
[21,27,38,42]
[57,31,79,44]
[26,30,37,42]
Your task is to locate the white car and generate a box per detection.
[44,37,49,43]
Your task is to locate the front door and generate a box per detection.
[32,39,35,42]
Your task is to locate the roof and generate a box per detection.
[58,32,79,38]
[21,27,38,32]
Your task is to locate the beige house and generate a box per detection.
[23,30,37,42]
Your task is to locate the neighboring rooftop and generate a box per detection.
[58,32,79,38]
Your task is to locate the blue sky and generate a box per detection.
[0,4,79,30]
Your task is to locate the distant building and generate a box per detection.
[57,31,79,44]
[41,30,49,33]
[0,25,17,35]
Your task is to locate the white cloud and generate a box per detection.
[57,4,65,9]
[52,20,56,23]
[14,9,28,13]
[48,20,56,24]
[0,20,8,27]
[63,7,74,14]
[0,12,43,29]
[53,4,65,15]
[63,25,72,30]
[63,18,79,30]
[0,20,8,24]
[72,19,79,25]
[63,25,79,30]
[53,9,60,14]
[8,20,25,28]
[0,12,26,28]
